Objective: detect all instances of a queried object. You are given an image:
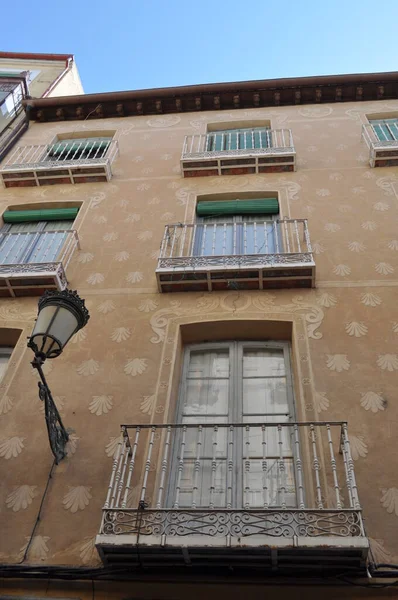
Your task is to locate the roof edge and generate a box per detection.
[0,52,73,63]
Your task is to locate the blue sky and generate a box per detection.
[2,0,398,94]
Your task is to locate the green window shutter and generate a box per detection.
[49,138,111,156]
[196,198,279,217]
[3,208,79,223]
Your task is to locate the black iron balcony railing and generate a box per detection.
[96,422,368,572]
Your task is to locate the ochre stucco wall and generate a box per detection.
[0,101,397,580]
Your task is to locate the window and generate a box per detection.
[0,208,79,265]
[0,346,13,382]
[369,118,398,142]
[46,137,112,161]
[194,198,281,256]
[168,342,296,509]
[206,127,272,152]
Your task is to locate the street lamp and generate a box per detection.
[27,289,90,463]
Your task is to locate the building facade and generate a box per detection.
[0,71,397,598]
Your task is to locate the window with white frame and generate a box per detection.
[369,118,398,142]
[167,341,297,509]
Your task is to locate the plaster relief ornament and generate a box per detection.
[103,232,118,242]
[147,115,181,127]
[63,486,92,513]
[6,485,38,512]
[333,264,351,276]
[151,249,160,260]
[92,214,107,224]
[124,358,148,376]
[324,223,340,232]
[140,394,156,415]
[0,436,24,459]
[316,293,337,308]
[138,231,153,241]
[98,300,116,314]
[126,271,144,284]
[65,434,79,457]
[137,183,151,192]
[312,241,325,255]
[77,252,94,264]
[393,323,398,333]
[388,240,398,250]
[105,436,121,458]
[19,536,50,561]
[360,292,382,307]
[0,395,13,415]
[80,537,99,565]
[369,538,392,564]
[361,221,377,231]
[89,395,113,416]
[345,322,368,337]
[125,213,141,223]
[326,355,350,372]
[77,359,100,376]
[349,435,368,460]
[348,241,366,253]
[375,262,394,275]
[377,354,398,372]
[148,197,160,205]
[316,188,331,197]
[338,205,353,213]
[314,391,330,412]
[114,251,130,262]
[86,273,105,285]
[329,172,343,181]
[373,202,390,211]
[161,212,175,222]
[111,327,131,343]
[89,192,106,209]
[380,488,398,516]
[70,329,87,344]
[138,299,158,312]
[360,392,386,413]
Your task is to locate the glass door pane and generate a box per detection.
[25,220,70,263]
[0,222,41,265]
[193,217,235,256]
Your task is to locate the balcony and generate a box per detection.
[181,129,296,177]
[0,139,119,188]
[96,422,368,575]
[0,229,79,297]
[361,123,398,167]
[156,219,315,292]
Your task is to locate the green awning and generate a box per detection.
[49,138,111,156]
[196,198,279,217]
[3,208,79,223]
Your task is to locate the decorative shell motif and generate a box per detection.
[347,241,366,253]
[63,486,92,513]
[338,204,352,213]
[80,537,99,565]
[375,262,394,275]
[0,436,24,459]
[324,223,340,232]
[326,355,350,372]
[77,252,94,264]
[161,212,175,222]
[361,221,377,231]
[388,240,398,250]
[312,241,325,255]
[316,293,337,308]
[316,188,331,197]
[19,535,50,561]
[77,359,100,376]
[126,271,144,284]
[360,392,386,413]
[86,273,105,285]
[333,264,351,276]
[345,321,368,337]
[125,213,141,223]
[329,172,343,181]
[70,329,87,344]
[140,394,156,415]
[393,323,398,333]
[380,488,398,516]
[314,391,330,412]
[114,251,130,262]
[92,214,107,224]
[369,538,391,563]
[373,202,390,211]
[377,354,398,371]
[138,231,153,241]
[103,232,118,242]
[124,358,148,376]
[105,437,121,458]
[66,434,79,457]
[0,395,13,415]
[149,197,161,205]
[89,395,113,416]
[6,485,38,511]
[349,435,368,460]
[138,299,158,312]
[98,300,116,314]
[352,186,366,194]
[111,327,131,343]
[360,292,382,307]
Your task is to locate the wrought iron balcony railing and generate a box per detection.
[0,229,80,297]
[181,129,296,177]
[156,219,315,292]
[361,123,398,167]
[0,139,119,188]
[96,422,368,572]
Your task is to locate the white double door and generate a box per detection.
[169,342,297,509]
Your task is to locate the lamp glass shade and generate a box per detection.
[30,304,79,358]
